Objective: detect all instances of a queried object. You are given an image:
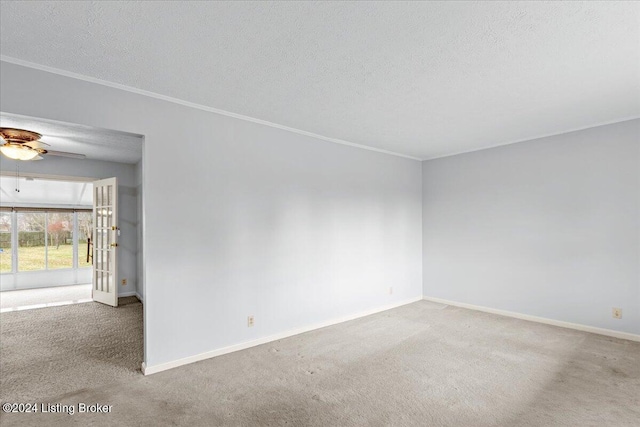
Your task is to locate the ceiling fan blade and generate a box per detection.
[23,140,50,149]
[46,150,86,159]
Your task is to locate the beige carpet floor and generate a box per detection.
[1,300,638,426]
[0,296,142,403]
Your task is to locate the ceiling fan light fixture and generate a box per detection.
[0,144,39,161]
[0,127,85,161]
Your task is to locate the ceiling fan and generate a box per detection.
[0,127,86,161]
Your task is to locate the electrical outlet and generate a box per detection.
[612,308,622,319]
[247,315,254,327]
[389,287,393,295]
[121,279,127,286]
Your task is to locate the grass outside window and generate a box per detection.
[4,245,92,272]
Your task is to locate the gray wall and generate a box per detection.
[0,61,423,368]
[423,119,640,334]
[0,155,139,296]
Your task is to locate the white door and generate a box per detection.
[92,177,118,307]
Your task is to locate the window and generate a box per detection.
[47,212,74,270]
[1,210,92,274]
[0,212,11,273]
[18,212,46,272]
[77,211,93,268]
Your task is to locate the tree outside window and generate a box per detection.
[47,212,73,269]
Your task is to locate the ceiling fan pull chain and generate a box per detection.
[15,163,20,192]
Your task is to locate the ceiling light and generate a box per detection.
[0,128,85,161]
[0,144,40,161]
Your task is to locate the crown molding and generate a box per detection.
[4,56,636,163]
[422,116,640,161]
[0,56,421,161]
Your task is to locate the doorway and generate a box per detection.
[0,181,94,292]
[0,112,145,403]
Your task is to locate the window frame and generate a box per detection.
[0,207,92,275]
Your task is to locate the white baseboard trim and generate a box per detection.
[141,296,423,375]
[423,296,640,343]
[135,292,144,303]
[118,291,137,298]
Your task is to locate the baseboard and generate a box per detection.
[423,296,640,342]
[118,291,137,298]
[118,291,143,304]
[141,296,423,375]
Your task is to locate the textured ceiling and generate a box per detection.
[1,1,638,160]
[0,113,142,164]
